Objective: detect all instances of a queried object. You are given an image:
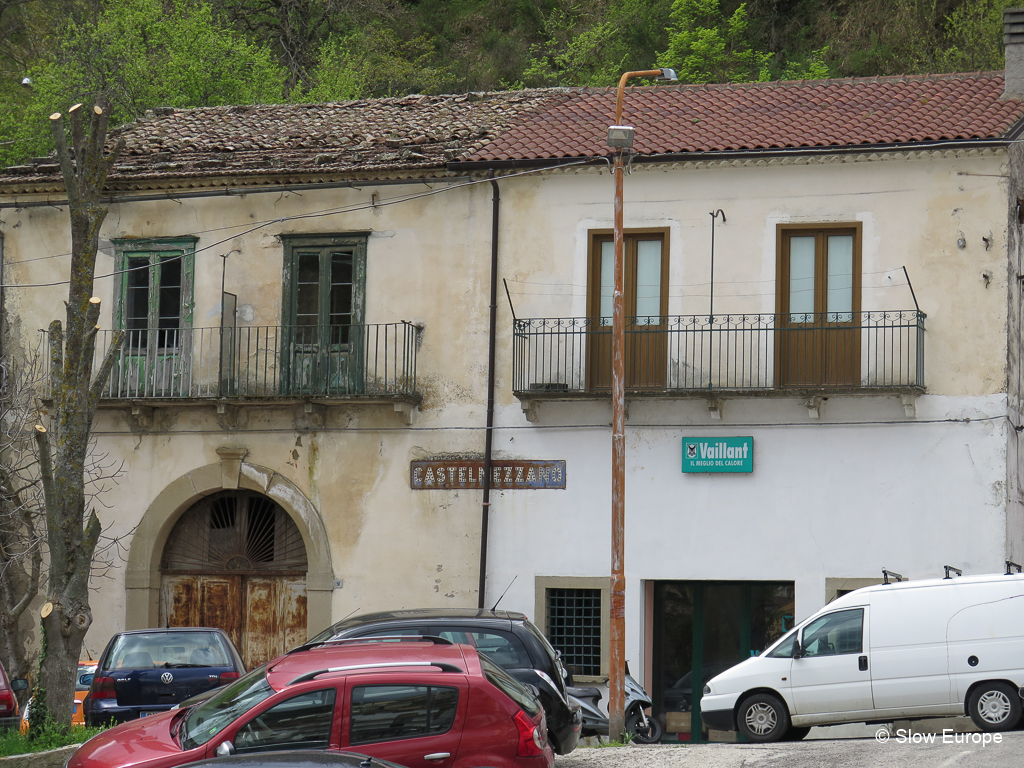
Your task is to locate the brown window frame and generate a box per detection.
[775,223,863,388]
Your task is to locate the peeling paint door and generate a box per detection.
[242,577,308,667]
[159,491,310,669]
[160,574,307,669]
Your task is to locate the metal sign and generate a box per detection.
[411,460,566,490]
[682,437,753,473]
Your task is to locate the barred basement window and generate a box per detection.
[546,587,602,677]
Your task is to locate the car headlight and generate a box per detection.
[703,684,712,696]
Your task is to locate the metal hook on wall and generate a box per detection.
[709,210,726,320]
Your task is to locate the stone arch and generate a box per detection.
[125,450,333,638]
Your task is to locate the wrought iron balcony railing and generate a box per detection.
[43,323,420,401]
[512,311,925,396]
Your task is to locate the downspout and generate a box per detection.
[478,176,500,609]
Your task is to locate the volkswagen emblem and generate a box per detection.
[161,672,174,685]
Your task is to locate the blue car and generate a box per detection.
[84,627,245,725]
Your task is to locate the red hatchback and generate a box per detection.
[68,638,553,768]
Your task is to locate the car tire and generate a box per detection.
[736,693,790,743]
[968,682,1022,731]
[781,725,811,741]
[625,709,663,743]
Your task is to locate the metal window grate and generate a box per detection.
[546,588,602,677]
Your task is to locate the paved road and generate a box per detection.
[556,731,1024,768]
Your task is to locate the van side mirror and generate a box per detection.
[215,741,235,757]
[793,641,805,659]
[10,678,28,692]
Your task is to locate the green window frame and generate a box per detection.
[280,234,367,395]
[114,237,197,339]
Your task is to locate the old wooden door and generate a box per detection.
[160,491,309,669]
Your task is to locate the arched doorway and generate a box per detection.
[159,490,308,668]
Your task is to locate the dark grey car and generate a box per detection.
[304,608,581,755]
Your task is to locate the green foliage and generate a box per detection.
[522,4,625,87]
[0,0,286,166]
[0,720,107,756]
[937,0,1009,72]
[657,0,774,83]
[293,26,454,101]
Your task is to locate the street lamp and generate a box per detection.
[607,66,676,741]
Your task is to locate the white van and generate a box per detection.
[700,573,1024,742]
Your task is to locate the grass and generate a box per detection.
[0,721,107,757]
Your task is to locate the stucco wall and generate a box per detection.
[0,148,1017,666]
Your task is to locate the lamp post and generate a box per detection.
[606,67,676,741]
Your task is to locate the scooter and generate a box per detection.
[566,664,663,744]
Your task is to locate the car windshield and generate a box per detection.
[179,665,274,750]
[478,653,540,716]
[104,631,231,669]
[77,665,97,691]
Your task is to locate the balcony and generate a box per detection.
[43,323,420,403]
[512,311,925,399]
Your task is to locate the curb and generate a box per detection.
[0,744,81,768]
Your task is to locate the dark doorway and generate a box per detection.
[652,581,795,742]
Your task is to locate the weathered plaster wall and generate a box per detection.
[0,148,1016,665]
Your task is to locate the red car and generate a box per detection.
[69,637,553,768]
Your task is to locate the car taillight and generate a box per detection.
[513,710,545,757]
[218,672,240,684]
[90,676,117,700]
[0,692,13,713]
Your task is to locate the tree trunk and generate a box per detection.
[33,100,125,727]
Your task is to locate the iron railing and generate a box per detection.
[43,323,420,400]
[513,311,925,395]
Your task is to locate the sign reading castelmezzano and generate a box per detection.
[410,460,566,490]
[682,437,754,474]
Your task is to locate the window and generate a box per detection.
[799,609,863,657]
[776,225,861,387]
[586,229,669,389]
[115,237,196,341]
[234,688,336,753]
[536,576,609,680]
[435,629,531,669]
[349,685,458,744]
[112,238,196,396]
[281,234,367,395]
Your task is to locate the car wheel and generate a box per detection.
[968,682,1022,731]
[736,693,789,743]
[625,710,662,743]
[781,726,811,741]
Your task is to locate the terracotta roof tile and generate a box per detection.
[2,74,1021,192]
[0,90,572,189]
[470,73,1024,162]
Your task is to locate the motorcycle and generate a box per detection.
[566,664,663,744]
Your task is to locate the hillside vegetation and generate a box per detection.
[0,0,1013,165]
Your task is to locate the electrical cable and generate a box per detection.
[0,157,597,288]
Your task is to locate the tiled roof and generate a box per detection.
[468,73,1024,162]
[1,74,1021,192]
[0,90,571,190]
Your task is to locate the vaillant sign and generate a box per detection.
[682,437,754,473]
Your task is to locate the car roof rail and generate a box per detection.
[287,660,464,686]
[288,635,454,655]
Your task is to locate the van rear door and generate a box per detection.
[789,608,873,716]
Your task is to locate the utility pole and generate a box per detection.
[606,67,676,740]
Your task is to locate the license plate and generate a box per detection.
[139,710,159,717]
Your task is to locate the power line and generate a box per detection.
[0,157,596,288]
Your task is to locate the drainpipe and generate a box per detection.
[478,177,500,609]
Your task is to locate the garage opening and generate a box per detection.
[159,491,309,668]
